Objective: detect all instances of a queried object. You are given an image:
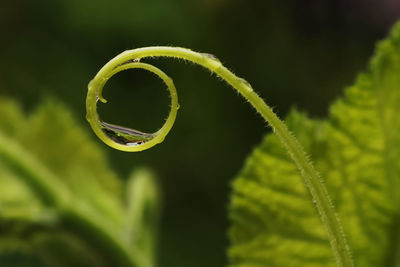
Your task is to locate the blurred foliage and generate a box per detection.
[229,22,400,266]
[0,98,160,267]
[0,0,399,266]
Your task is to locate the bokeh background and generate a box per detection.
[1,1,400,266]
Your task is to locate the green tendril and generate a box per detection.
[86,46,354,267]
[87,61,177,152]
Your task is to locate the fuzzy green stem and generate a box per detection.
[87,46,354,267]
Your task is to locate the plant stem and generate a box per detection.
[88,47,354,267]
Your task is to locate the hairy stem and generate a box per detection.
[87,47,354,267]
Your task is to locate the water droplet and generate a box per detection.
[238,78,253,91]
[114,58,141,69]
[158,136,165,144]
[88,79,96,89]
[202,53,222,71]
[202,53,221,63]
[100,121,154,146]
[126,141,145,147]
[123,58,141,64]
[176,103,180,110]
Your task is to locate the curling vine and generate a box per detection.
[86,46,354,267]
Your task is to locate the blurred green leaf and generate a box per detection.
[0,98,161,267]
[228,22,400,267]
[126,169,161,267]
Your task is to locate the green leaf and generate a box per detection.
[228,23,400,267]
[125,168,161,267]
[0,97,161,267]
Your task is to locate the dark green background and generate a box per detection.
[1,1,399,266]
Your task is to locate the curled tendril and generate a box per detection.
[87,60,177,152]
[86,46,353,267]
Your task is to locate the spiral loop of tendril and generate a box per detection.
[87,59,178,152]
[86,46,353,267]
